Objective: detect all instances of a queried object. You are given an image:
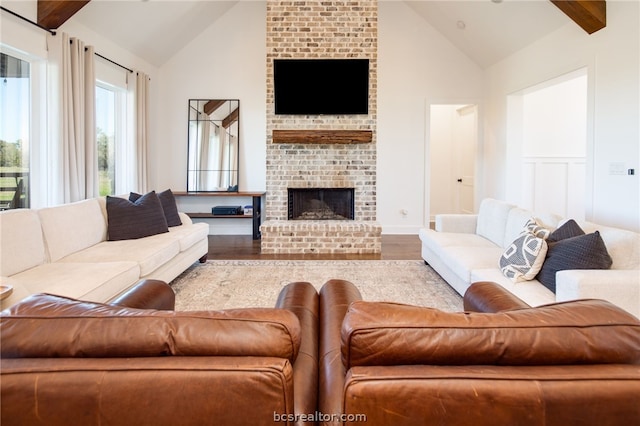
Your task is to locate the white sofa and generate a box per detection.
[0,196,209,309]
[419,198,640,318]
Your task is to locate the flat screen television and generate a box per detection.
[273,58,369,115]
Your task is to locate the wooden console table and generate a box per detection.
[173,191,265,240]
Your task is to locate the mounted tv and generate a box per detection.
[274,58,369,115]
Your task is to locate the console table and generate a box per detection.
[173,191,265,240]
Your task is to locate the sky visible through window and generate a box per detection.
[0,71,29,146]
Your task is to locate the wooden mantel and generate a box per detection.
[272,130,372,144]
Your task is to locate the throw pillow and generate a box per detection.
[500,232,548,282]
[547,219,585,242]
[523,218,551,239]
[536,231,613,293]
[130,189,182,227]
[107,191,169,241]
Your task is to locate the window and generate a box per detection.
[95,81,125,196]
[96,84,116,196]
[0,52,30,209]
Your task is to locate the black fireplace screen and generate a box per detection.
[288,188,355,220]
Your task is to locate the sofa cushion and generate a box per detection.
[107,191,169,241]
[130,189,182,227]
[470,269,556,307]
[503,210,559,249]
[38,198,107,263]
[579,221,640,270]
[419,228,498,250]
[1,294,301,363]
[59,232,180,277]
[437,246,505,284]
[0,209,46,276]
[3,262,140,304]
[499,232,548,282]
[537,231,613,293]
[476,198,516,247]
[341,299,640,369]
[168,222,210,252]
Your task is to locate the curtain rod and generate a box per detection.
[0,5,54,35]
[1,5,134,74]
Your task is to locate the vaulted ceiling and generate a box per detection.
[33,0,606,69]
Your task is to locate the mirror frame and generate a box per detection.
[186,99,240,192]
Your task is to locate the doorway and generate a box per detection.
[506,68,588,220]
[428,103,478,223]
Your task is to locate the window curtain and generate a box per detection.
[133,71,150,193]
[197,115,211,190]
[46,32,97,204]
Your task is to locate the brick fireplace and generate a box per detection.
[261,0,382,254]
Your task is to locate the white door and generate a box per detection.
[453,104,477,214]
[429,104,478,221]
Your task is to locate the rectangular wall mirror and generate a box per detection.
[187,99,239,192]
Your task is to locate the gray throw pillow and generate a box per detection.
[107,191,169,241]
[536,231,612,293]
[548,219,585,242]
[130,189,182,227]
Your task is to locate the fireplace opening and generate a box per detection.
[288,188,355,220]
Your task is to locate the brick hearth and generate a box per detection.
[261,220,382,254]
[262,0,381,254]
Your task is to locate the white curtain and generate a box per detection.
[133,71,150,193]
[197,115,211,190]
[46,32,97,204]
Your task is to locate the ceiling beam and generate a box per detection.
[203,100,226,116]
[222,108,239,129]
[550,0,606,34]
[37,0,91,30]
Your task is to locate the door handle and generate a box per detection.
[457,178,462,183]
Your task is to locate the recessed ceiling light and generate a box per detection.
[456,20,466,30]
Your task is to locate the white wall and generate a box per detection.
[377,1,483,233]
[155,1,266,193]
[484,0,639,231]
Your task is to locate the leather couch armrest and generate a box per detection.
[275,281,320,424]
[463,281,531,313]
[319,279,363,421]
[108,279,175,310]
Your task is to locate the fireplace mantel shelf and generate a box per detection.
[272,130,372,144]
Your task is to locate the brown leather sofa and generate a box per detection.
[1,279,319,426]
[319,279,640,426]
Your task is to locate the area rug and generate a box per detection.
[170,260,463,312]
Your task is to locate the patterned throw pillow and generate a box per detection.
[500,232,549,283]
[522,218,551,240]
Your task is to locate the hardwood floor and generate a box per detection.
[207,234,422,260]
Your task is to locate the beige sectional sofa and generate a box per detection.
[0,195,209,310]
[419,198,640,318]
